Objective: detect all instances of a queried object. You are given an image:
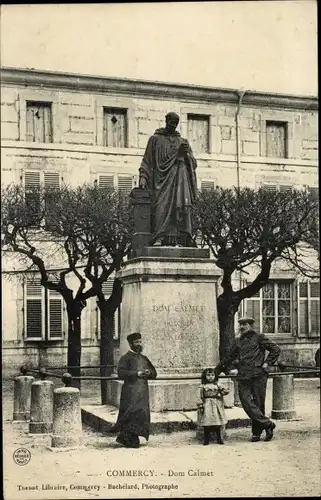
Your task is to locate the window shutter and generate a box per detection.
[103,108,127,147]
[25,171,41,226]
[279,185,293,193]
[262,184,277,192]
[308,187,319,201]
[118,175,133,193]
[266,121,287,158]
[201,180,215,191]
[98,175,115,189]
[25,279,43,340]
[48,289,63,339]
[44,172,60,230]
[187,114,210,153]
[102,280,114,298]
[101,279,116,338]
[26,102,52,143]
[310,282,320,337]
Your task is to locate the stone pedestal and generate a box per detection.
[108,250,222,411]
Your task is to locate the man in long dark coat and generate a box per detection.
[110,333,157,448]
[139,112,198,247]
[214,317,281,442]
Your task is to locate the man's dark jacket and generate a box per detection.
[216,330,281,379]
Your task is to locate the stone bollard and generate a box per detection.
[29,368,54,434]
[13,366,35,421]
[233,379,242,407]
[222,378,234,409]
[271,374,296,419]
[51,373,82,448]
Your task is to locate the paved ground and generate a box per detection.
[3,378,320,499]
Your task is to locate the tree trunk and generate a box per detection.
[67,313,82,390]
[216,293,240,361]
[99,311,115,405]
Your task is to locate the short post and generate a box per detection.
[29,368,54,434]
[222,378,234,409]
[233,379,242,407]
[271,374,296,419]
[129,188,151,257]
[13,366,35,421]
[51,373,82,448]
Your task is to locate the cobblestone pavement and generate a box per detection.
[3,378,320,499]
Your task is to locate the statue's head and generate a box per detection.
[165,112,180,133]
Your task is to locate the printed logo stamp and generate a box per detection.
[13,448,31,466]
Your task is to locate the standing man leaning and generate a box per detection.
[214,317,281,442]
[110,333,157,448]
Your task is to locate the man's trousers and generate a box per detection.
[238,374,271,435]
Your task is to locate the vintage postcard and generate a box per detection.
[1,1,319,499]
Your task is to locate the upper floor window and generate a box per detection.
[26,101,53,143]
[103,108,127,148]
[266,121,288,158]
[261,183,293,193]
[24,171,61,229]
[187,114,210,154]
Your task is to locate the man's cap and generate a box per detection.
[127,332,142,343]
[238,316,255,325]
[165,112,180,121]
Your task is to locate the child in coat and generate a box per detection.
[197,367,230,445]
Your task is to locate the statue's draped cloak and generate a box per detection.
[110,351,157,440]
[139,128,198,243]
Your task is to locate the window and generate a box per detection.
[26,101,53,143]
[103,108,127,147]
[266,121,287,158]
[97,174,134,193]
[244,281,293,334]
[101,280,121,340]
[187,114,210,153]
[200,180,215,191]
[24,278,64,341]
[24,171,60,228]
[298,281,320,337]
[261,184,293,193]
[308,187,319,201]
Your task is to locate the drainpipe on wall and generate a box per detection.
[235,89,246,191]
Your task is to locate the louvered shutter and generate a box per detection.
[48,289,63,339]
[101,280,116,338]
[201,180,215,191]
[103,108,127,147]
[118,175,133,193]
[310,282,320,337]
[298,282,308,337]
[25,278,43,339]
[25,171,41,227]
[98,175,115,189]
[262,184,277,192]
[279,185,293,193]
[187,114,209,153]
[44,172,60,231]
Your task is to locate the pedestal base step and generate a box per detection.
[81,404,251,435]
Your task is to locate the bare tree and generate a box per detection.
[194,186,319,359]
[1,183,132,392]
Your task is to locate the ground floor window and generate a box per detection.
[24,277,64,341]
[244,279,320,337]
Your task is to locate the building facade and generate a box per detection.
[1,67,319,375]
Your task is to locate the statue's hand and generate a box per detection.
[178,141,189,156]
[139,177,148,189]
